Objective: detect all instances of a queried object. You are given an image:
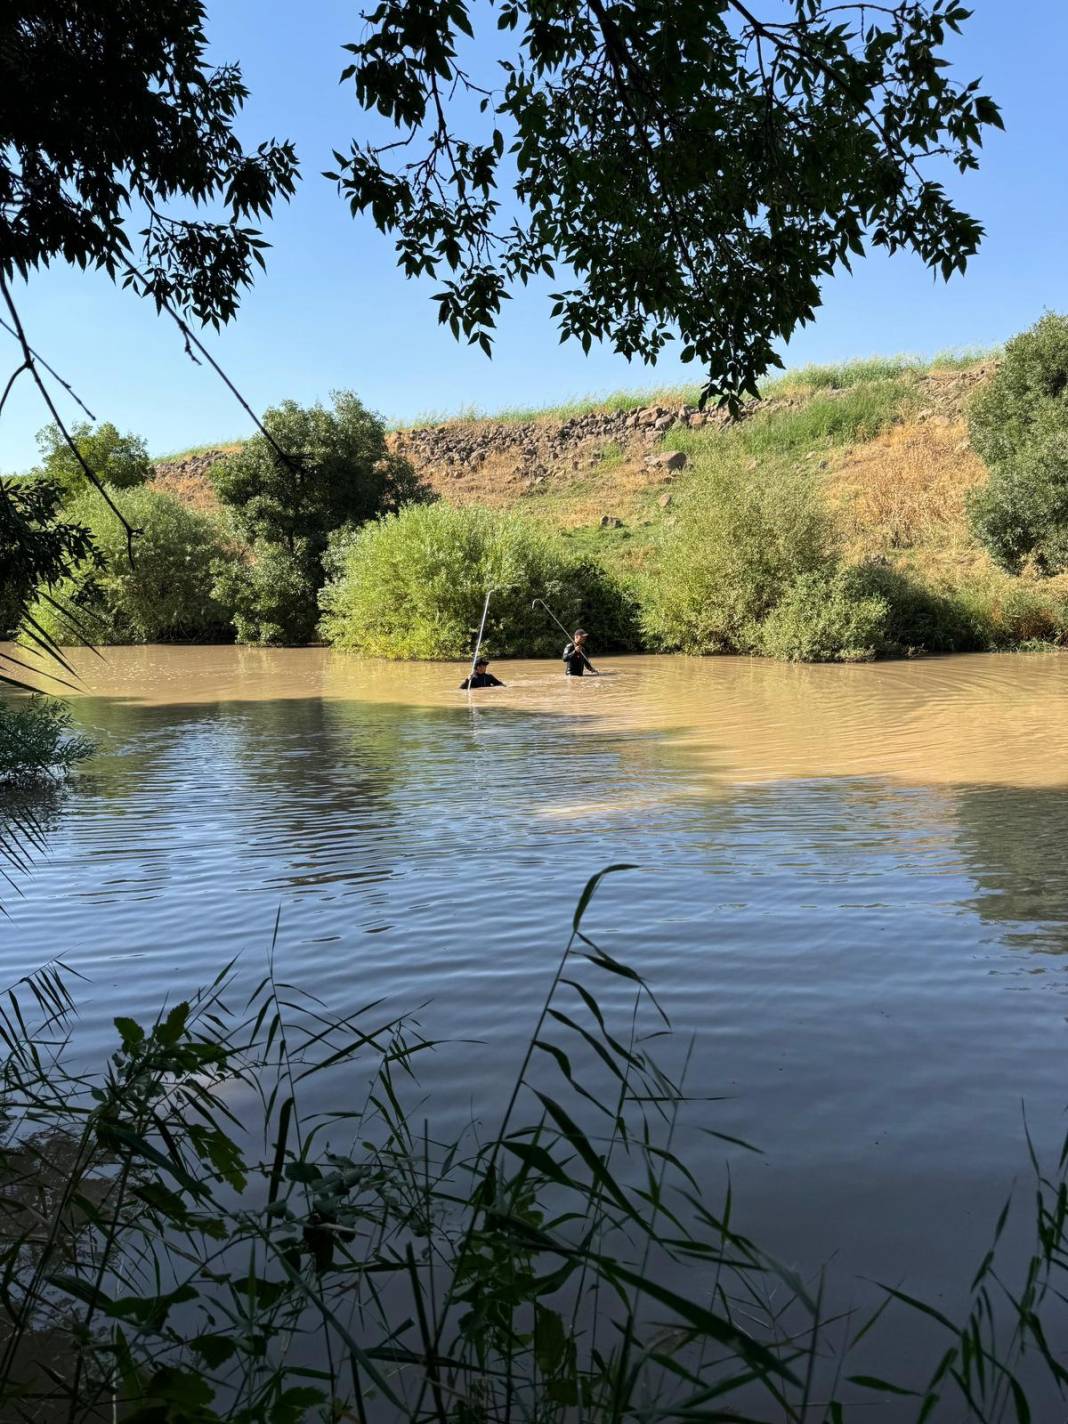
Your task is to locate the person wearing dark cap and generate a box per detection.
[562,629,598,677]
[460,656,505,690]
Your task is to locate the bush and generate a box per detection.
[26,486,232,644]
[319,503,638,658]
[967,314,1068,574]
[755,567,890,662]
[32,420,153,499]
[211,542,322,646]
[756,562,983,663]
[641,457,835,653]
[954,572,1068,649]
[851,562,981,654]
[0,697,93,782]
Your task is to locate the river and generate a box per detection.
[3,645,1068,1371]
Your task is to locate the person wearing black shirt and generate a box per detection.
[562,629,598,677]
[460,656,505,689]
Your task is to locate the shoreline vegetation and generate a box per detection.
[8,325,1068,666]
[5,868,1068,1423]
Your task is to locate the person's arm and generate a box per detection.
[563,642,575,674]
[459,677,471,689]
[488,674,504,686]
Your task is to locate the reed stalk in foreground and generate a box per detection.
[0,871,1066,1422]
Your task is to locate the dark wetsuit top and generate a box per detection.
[460,671,504,689]
[563,643,596,676]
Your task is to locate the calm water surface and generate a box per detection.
[4,646,1068,1316]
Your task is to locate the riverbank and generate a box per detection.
[144,353,1068,661]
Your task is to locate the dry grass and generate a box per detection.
[823,418,988,557]
[150,464,223,514]
[422,443,669,528]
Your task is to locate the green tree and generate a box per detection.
[968,315,1068,575]
[2,2,297,327]
[1,1,298,679]
[331,0,1001,406]
[33,421,153,500]
[0,478,97,650]
[27,487,232,645]
[642,457,835,653]
[210,391,432,644]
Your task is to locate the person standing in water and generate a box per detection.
[562,630,598,677]
[460,656,505,689]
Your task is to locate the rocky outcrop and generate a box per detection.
[386,400,723,491]
[151,448,234,513]
[151,365,993,514]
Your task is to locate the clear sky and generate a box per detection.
[2,0,1065,470]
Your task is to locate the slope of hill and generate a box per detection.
[151,358,993,558]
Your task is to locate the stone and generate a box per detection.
[657,492,673,509]
[644,450,686,472]
[600,515,623,528]
[653,414,675,432]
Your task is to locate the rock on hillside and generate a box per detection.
[150,365,993,519]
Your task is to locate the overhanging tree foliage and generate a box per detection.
[331,0,1002,405]
[0,1,299,678]
[1,1,298,327]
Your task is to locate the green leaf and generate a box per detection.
[114,1016,145,1051]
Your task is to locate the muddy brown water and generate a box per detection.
[4,645,1068,1386]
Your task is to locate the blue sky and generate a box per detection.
[2,0,1065,469]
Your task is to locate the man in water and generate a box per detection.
[563,629,598,677]
[460,656,505,689]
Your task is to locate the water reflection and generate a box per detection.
[956,784,1068,954]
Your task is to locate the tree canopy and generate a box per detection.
[331,0,1002,404]
[34,421,153,499]
[211,391,430,556]
[1,1,298,327]
[968,315,1068,576]
[208,391,433,645]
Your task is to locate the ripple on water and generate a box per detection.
[3,646,1068,1311]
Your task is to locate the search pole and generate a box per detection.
[468,587,495,690]
[531,597,599,674]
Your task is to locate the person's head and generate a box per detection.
[475,656,489,671]
[573,629,588,644]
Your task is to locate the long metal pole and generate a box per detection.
[468,588,494,689]
[531,598,598,673]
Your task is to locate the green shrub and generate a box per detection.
[0,697,94,782]
[954,572,1068,650]
[851,562,981,654]
[750,561,982,664]
[211,542,321,646]
[641,457,835,653]
[32,420,153,499]
[967,314,1068,573]
[755,567,890,662]
[319,503,638,659]
[26,486,231,644]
